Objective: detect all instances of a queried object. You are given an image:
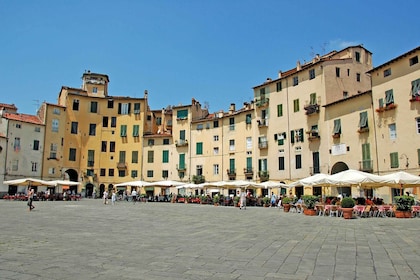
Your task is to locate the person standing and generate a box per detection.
[27,188,35,211]
[239,191,246,210]
[131,189,137,204]
[103,190,108,204]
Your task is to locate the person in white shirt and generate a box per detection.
[131,189,137,204]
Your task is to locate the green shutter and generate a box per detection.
[333,119,341,134]
[411,79,420,97]
[133,125,139,137]
[196,142,203,155]
[277,104,283,117]
[120,125,127,137]
[362,143,371,170]
[290,130,295,143]
[246,157,252,169]
[390,152,399,168]
[229,159,235,172]
[385,89,394,104]
[179,154,185,169]
[310,93,316,105]
[359,112,368,128]
[162,150,169,163]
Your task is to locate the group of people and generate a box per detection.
[102,189,138,205]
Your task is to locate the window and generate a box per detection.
[411,79,420,98]
[196,165,203,176]
[343,91,348,98]
[103,117,108,127]
[309,69,315,80]
[12,160,18,171]
[355,51,360,62]
[162,150,169,163]
[293,76,298,86]
[131,170,138,178]
[409,56,418,66]
[120,125,127,137]
[246,137,252,150]
[309,93,316,105]
[147,170,153,178]
[133,125,139,137]
[118,103,130,115]
[89,124,96,136]
[53,108,60,115]
[293,99,299,112]
[213,120,219,128]
[180,130,186,140]
[196,142,203,155]
[213,135,219,141]
[101,141,107,152]
[312,152,320,173]
[100,168,106,176]
[389,123,396,140]
[278,157,285,170]
[277,104,283,117]
[69,148,76,161]
[92,87,98,93]
[110,141,115,152]
[385,89,394,105]
[109,169,114,177]
[359,111,368,129]
[276,81,282,91]
[117,151,126,164]
[336,67,340,77]
[290,129,304,143]
[258,158,267,173]
[177,109,188,119]
[52,119,59,132]
[48,167,55,175]
[90,101,98,113]
[13,137,20,152]
[390,152,399,168]
[132,151,138,163]
[229,159,235,174]
[35,126,40,132]
[295,154,302,169]
[213,147,219,155]
[362,143,371,171]
[107,99,114,108]
[50,144,57,159]
[148,139,154,146]
[356,73,361,82]
[246,114,252,124]
[384,68,391,77]
[333,119,341,135]
[162,170,168,179]
[31,162,37,172]
[196,124,203,130]
[213,164,219,175]
[111,117,116,127]
[118,170,126,177]
[87,150,94,167]
[147,151,154,163]
[418,149,420,166]
[417,118,420,134]
[72,99,79,111]
[229,117,235,130]
[71,122,78,134]
[275,132,286,145]
[229,139,235,151]
[15,124,21,128]
[156,117,162,125]
[134,103,141,114]
[33,140,39,151]
[163,139,170,145]
[258,136,268,148]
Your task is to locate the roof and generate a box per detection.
[367,45,420,73]
[3,112,43,125]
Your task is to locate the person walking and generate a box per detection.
[131,189,137,204]
[27,188,35,211]
[103,190,108,204]
[239,191,246,210]
[111,189,116,205]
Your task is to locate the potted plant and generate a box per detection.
[394,195,414,218]
[302,195,318,215]
[341,197,355,219]
[262,196,270,207]
[282,197,291,212]
[213,194,220,206]
[233,196,240,207]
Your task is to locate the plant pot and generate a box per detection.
[395,210,411,218]
[342,208,353,219]
[283,204,290,212]
[304,209,316,216]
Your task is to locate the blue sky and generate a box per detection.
[1,0,419,115]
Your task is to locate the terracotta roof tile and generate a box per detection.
[3,113,43,125]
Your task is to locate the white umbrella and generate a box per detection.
[380,171,420,185]
[145,180,185,187]
[289,173,331,187]
[256,181,290,189]
[326,169,387,186]
[114,180,150,187]
[49,180,81,186]
[3,178,56,187]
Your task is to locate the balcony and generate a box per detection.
[258,171,269,182]
[227,169,236,180]
[410,95,420,102]
[257,119,268,127]
[243,168,253,180]
[176,164,186,171]
[359,160,373,173]
[258,141,268,149]
[255,97,269,107]
[304,104,320,115]
[306,130,320,141]
[117,162,127,169]
[376,103,397,113]
[175,139,188,147]
[87,161,95,167]
[357,127,369,133]
[332,133,341,139]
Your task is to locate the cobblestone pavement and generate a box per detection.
[0,199,419,280]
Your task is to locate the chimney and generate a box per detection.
[229,103,235,113]
[296,60,301,71]
[144,90,148,99]
[278,71,282,78]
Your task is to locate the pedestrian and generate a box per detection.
[103,190,108,204]
[27,188,35,211]
[239,191,246,210]
[111,189,116,205]
[131,189,137,204]
[92,188,96,199]
[271,192,277,207]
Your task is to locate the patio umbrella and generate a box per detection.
[145,180,185,187]
[3,178,56,187]
[380,171,420,195]
[256,181,291,189]
[114,180,150,187]
[289,173,331,187]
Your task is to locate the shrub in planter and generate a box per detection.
[341,197,355,219]
[302,195,318,210]
[262,196,270,207]
[282,197,291,212]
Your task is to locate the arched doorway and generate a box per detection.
[85,183,94,198]
[330,162,351,197]
[63,168,80,194]
[99,184,105,198]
